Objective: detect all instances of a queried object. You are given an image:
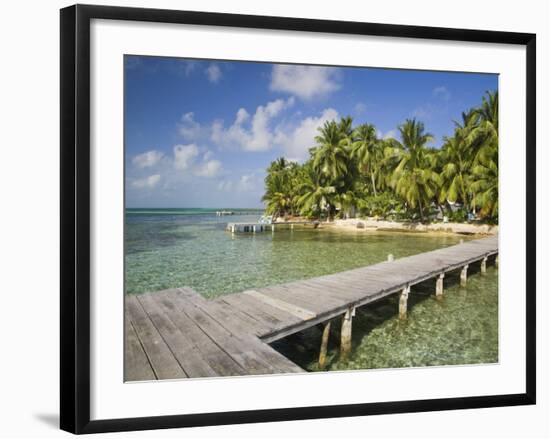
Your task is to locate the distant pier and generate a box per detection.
[125,235,498,381]
[226,221,320,233]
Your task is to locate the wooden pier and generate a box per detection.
[226,220,319,233]
[125,235,498,381]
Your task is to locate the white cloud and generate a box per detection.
[178,112,203,140]
[238,174,255,191]
[206,64,222,83]
[235,108,249,125]
[274,108,339,161]
[181,60,197,76]
[217,172,264,193]
[270,65,340,100]
[172,145,222,177]
[217,180,234,191]
[132,150,164,168]
[194,159,222,177]
[173,144,199,170]
[433,86,451,101]
[211,97,295,152]
[131,174,161,189]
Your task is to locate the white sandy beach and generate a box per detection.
[328,218,498,235]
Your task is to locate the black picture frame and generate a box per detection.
[60,4,536,434]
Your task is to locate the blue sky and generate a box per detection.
[125,55,497,208]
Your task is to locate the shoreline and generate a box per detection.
[276,217,498,236]
[329,218,498,235]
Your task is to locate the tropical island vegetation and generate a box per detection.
[262,91,498,225]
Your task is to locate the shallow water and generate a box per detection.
[272,266,498,370]
[126,209,471,297]
[125,209,498,369]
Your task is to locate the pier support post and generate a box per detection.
[460,238,464,244]
[481,257,488,275]
[318,320,331,368]
[252,225,256,234]
[399,285,410,320]
[460,265,469,287]
[435,273,445,298]
[387,254,394,262]
[495,255,499,267]
[340,307,354,359]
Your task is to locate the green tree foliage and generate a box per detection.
[261,91,499,223]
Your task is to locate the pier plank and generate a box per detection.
[125,235,497,380]
[244,290,317,320]
[176,288,272,337]
[169,291,298,375]
[136,293,218,378]
[124,312,156,381]
[219,293,303,329]
[125,295,187,380]
[153,290,246,377]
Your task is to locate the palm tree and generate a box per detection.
[438,110,478,208]
[388,119,440,221]
[338,116,354,138]
[470,145,498,219]
[296,163,337,220]
[468,91,498,153]
[466,91,499,219]
[267,157,289,175]
[262,172,291,220]
[350,123,382,196]
[312,120,349,183]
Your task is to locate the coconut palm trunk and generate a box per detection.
[371,171,377,197]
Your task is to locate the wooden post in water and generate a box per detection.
[435,273,445,298]
[495,255,499,267]
[460,265,469,286]
[481,256,488,274]
[319,320,331,368]
[387,254,394,262]
[399,285,410,319]
[460,238,464,244]
[340,307,354,359]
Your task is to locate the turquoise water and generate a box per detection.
[125,208,498,369]
[273,266,498,370]
[126,209,471,297]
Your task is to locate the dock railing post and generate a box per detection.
[436,273,445,298]
[481,256,488,274]
[460,265,469,287]
[340,307,354,359]
[319,320,331,369]
[399,285,410,319]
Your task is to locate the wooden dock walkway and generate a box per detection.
[125,235,498,381]
[226,220,319,233]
